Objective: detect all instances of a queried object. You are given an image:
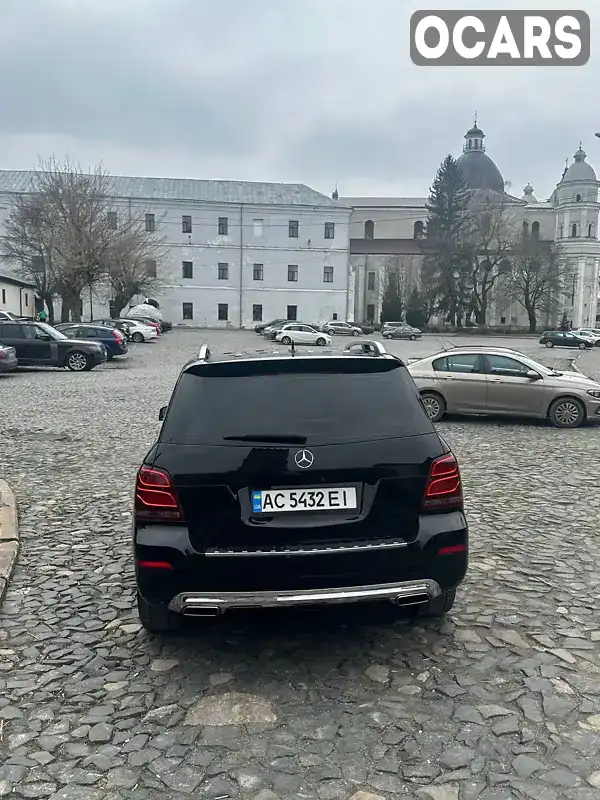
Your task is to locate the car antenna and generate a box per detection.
[436,336,456,352]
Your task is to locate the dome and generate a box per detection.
[456,121,505,193]
[522,183,537,203]
[561,147,597,183]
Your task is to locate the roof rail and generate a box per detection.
[198,344,211,362]
[344,340,387,356]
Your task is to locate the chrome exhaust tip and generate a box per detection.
[182,605,221,617]
[394,592,430,607]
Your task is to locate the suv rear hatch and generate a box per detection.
[149,357,446,555]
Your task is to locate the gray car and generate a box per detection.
[408,346,600,429]
[383,324,422,341]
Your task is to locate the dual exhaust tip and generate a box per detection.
[180,592,431,617]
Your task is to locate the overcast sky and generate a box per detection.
[1,0,597,201]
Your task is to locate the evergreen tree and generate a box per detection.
[405,287,429,328]
[380,270,404,322]
[422,155,472,325]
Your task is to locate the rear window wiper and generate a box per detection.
[222,434,307,444]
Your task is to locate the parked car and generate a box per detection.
[383,324,422,340]
[91,318,133,340]
[132,339,467,631]
[539,331,592,349]
[0,344,18,373]
[255,318,288,335]
[408,346,600,428]
[263,321,314,340]
[275,324,332,346]
[321,321,362,336]
[571,329,600,346]
[352,322,375,335]
[118,319,158,343]
[0,321,107,371]
[126,316,162,335]
[381,321,405,335]
[54,323,128,360]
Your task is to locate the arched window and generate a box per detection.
[522,221,529,236]
[576,194,581,202]
[558,223,564,238]
[588,223,594,238]
[413,220,424,239]
[531,221,540,241]
[571,223,578,238]
[364,220,374,239]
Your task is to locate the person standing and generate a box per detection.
[37,309,48,323]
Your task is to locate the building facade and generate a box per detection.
[341,123,600,329]
[0,173,352,327]
[0,273,36,318]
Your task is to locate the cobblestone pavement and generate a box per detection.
[1,330,600,800]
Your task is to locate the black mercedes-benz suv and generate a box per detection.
[133,340,468,632]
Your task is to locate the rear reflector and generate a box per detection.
[137,560,174,570]
[438,544,467,556]
[135,466,183,521]
[423,453,463,510]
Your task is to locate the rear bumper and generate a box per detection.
[0,357,17,372]
[134,511,468,612]
[169,579,442,614]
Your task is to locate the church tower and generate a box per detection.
[554,145,600,328]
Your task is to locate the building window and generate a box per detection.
[218,303,228,321]
[145,213,155,232]
[107,211,117,230]
[366,303,375,321]
[182,215,192,234]
[253,219,263,237]
[571,223,578,238]
[182,302,193,320]
[25,293,28,306]
[522,221,529,236]
[588,223,594,238]
[287,265,298,282]
[576,194,581,202]
[289,220,299,238]
[218,263,229,280]
[32,256,44,273]
[531,221,540,241]
[367,271,375,291]
[1,289,5,304]
[252,304,262,321]
[365,220,374,239]
[145,259,157,277]
[500,316,506,324]
[253,263,263,281]
[182,260,193,279]
[324,222,335,239]
[218,217,228,235]
[323,266,334,283]
[332,312,338,320]
[287,305,297,321]
[414,220,425,239]
[558,223,564,238]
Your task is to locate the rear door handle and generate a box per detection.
[488,378,501,383]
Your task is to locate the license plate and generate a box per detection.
[251,487,357,514]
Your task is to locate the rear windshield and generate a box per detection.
[160,358,433,445]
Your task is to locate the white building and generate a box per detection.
[0,273,36,318]
[341,123,600,329]
[0,172,352,327]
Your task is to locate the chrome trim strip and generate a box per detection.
[205,540,408,557]
[169,579,441,613]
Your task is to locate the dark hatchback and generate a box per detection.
[133,341,468,632]
[0,321,107,371]
[539,331,592,349]
[55,323,128,360]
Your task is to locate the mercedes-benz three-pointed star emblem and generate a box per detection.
[294,449,314,469]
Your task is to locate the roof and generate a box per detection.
[0,170,347,209]
[341,197,427,208]
[561,149,597,184]
[456,150,505,193]
[0,273,36,289]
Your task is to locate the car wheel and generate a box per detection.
[578,342,587,350]
[421,391,446,423]
[352,329,360,336]
[545,341,554,348]
[132,332,144,343]
[316,337,326,346]
[409,334,417,341]
[67,351,92,371]
[417,589,456,617]
[281,336,292,345]
[548,397,585,429]
[385,334,393,340]
[137,593,181,633]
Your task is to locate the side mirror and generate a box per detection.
[158,405,167,421]
[37,332,51,341]
[526,370,542,380]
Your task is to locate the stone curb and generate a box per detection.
[0,480,19,603]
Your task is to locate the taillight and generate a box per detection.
[422,453,463,510]
[135,466,183,521]
[0,351,5,360]
[113,329,123,341]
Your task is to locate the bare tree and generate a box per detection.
[506,238,569,333]
[465,192,519,325]
[102,225,165,318]
[1,157,164,322]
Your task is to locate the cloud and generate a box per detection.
[0,0,597,200]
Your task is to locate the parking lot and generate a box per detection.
[1,329,600,800]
